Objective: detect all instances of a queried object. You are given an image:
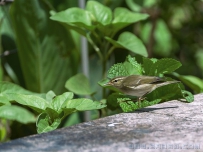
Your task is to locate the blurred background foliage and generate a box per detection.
[0,0,203,142]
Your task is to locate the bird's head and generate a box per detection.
[105,76,125,88]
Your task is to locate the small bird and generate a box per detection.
[105,75,180,101]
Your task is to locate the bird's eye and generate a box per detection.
[113,80,118,83]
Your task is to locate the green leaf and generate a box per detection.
[146,83,183,101]
[107,56,143,79]
[0,105,35,124]
[46,91,56,102]
[62,108,76,119]
[98,78,109,87]
[173,73,203,93]
[107,63,129,79]
[66,98,106,111]
[50,7,94,31]
[111,8,149,34]
[106,93,122,110]
[0,81,39,95]
[6,93,49,113]
[105,32,148,57]
[142,57,155,75]
[65,73,94,95]
[0,81,45,105]
[0,95,11,106]
[36,112,61,133]
[10,0,78,94]
[86,1,112,25]
[45,107,60,122]
[51,92,74,112]
[143,58,182,76]
[126,55,143,74]
[181,90,194,103]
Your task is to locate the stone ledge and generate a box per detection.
[0,93,203,152]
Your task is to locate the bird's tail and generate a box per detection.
[156,80,180,88]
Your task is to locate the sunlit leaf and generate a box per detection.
[105,32,148,57]
[0,105,35,124]
[65,74,94,95]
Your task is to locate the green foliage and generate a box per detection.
[143,58,182,76]
[105,32,148,57]
[106,55,143,79]
[65,74,94,95]
[101,55,194,112]
[9,0,79,94]
[50,0,149,62]
[0,82,106,134]
[0,105,35,124]
[173,73,203,93]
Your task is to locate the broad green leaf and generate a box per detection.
[173,73,203,93]
[36,112,61,133]
[65,73,94,95]
[62,108,77,119]
[0,105,35,124]
[106,93,122,110]
[86,1,112,25]
[66,98,106,111]
[46,90,56,102]
[107,63,129,78]
[107,57,142,79]
[51,92,74,112]
[50,7,94,31]
[143,58,182,76]
[0,95,11,106]
[142,57,155,75]
[155,58,182,75]
[146,83,183,101]
[111,7,149,34]
[45,107,60,122]
[105,32,148,57]
[0,81,38,95]
[0,81,45,105]
[6,93,49,113]
[126,55,143,74]
[10,0,78,94]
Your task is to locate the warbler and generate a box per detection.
[105,75,179,101]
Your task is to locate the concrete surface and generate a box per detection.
[0,93,203,152]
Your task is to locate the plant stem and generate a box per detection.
[105,45,116,62]
[86,32,103,61]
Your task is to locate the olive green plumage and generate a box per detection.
[106,75,179,100]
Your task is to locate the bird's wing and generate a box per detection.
[122,75,163,88]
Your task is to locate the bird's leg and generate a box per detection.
[117,96,147,107]
[137,96,147,107]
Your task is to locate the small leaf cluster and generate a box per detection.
[100,55,194,112]
[0,82,106,133]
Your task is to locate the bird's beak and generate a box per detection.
[103,81,112,86]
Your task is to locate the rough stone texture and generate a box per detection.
[0,93,203,152]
